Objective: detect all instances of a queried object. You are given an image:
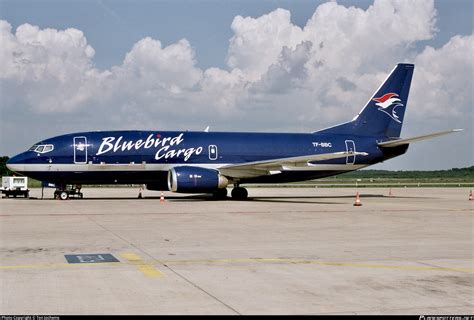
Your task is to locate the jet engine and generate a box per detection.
[168,166,229,193]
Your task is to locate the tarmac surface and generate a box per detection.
[0,187,473,315]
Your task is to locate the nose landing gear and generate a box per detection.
[54,184,83,200]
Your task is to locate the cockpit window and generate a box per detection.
[30,144,54,154]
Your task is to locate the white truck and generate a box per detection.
[1,176,29,198]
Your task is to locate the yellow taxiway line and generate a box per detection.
[120,252,164,278]
[1,257,471,274]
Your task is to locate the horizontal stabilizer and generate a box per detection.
[378,129,463,148]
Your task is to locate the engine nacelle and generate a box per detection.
[168,166,228,193]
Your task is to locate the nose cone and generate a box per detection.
[6,152,27,172]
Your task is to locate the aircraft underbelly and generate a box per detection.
[20,162,365,185]
[23,170,168,185]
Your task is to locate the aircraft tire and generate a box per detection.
[59,191,69,200]
[231,187,248,200]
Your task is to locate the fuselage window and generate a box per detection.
[33,144,54,154]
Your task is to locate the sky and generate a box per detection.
[0,0,472,170]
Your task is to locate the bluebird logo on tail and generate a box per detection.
[372,93,404,123]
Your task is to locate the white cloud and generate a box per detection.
[411,34,473,120]
[302,0,436,71]
[0,21,95,80]
[251,41,312,94]
[0,20,104,113]
[120,37,202,92]
[0,0,472,169]
[227,8,305,81]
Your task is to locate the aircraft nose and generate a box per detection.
[6,152,27,172]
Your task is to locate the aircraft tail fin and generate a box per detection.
[317,63,414,138]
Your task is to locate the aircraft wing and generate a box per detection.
[219,151,368,178]
[378,129,463,148]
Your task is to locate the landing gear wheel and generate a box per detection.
[231,187,248,200]
[59,191,69,200]
[212,188,228,199]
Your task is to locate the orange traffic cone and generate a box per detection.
[353,192,362,206]
[469,190,473,201]
[160,191,165,204]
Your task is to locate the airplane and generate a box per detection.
[6,63,461,200]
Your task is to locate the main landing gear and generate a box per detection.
[231,185,248,200]
[211,185,248,200]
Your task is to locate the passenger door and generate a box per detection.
[345,140,356,164]
[73,136,88,164]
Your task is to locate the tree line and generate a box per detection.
[0,157,12,176]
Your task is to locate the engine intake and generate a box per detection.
[168,166,228,193]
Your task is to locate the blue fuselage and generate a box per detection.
[7,130,407,188]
